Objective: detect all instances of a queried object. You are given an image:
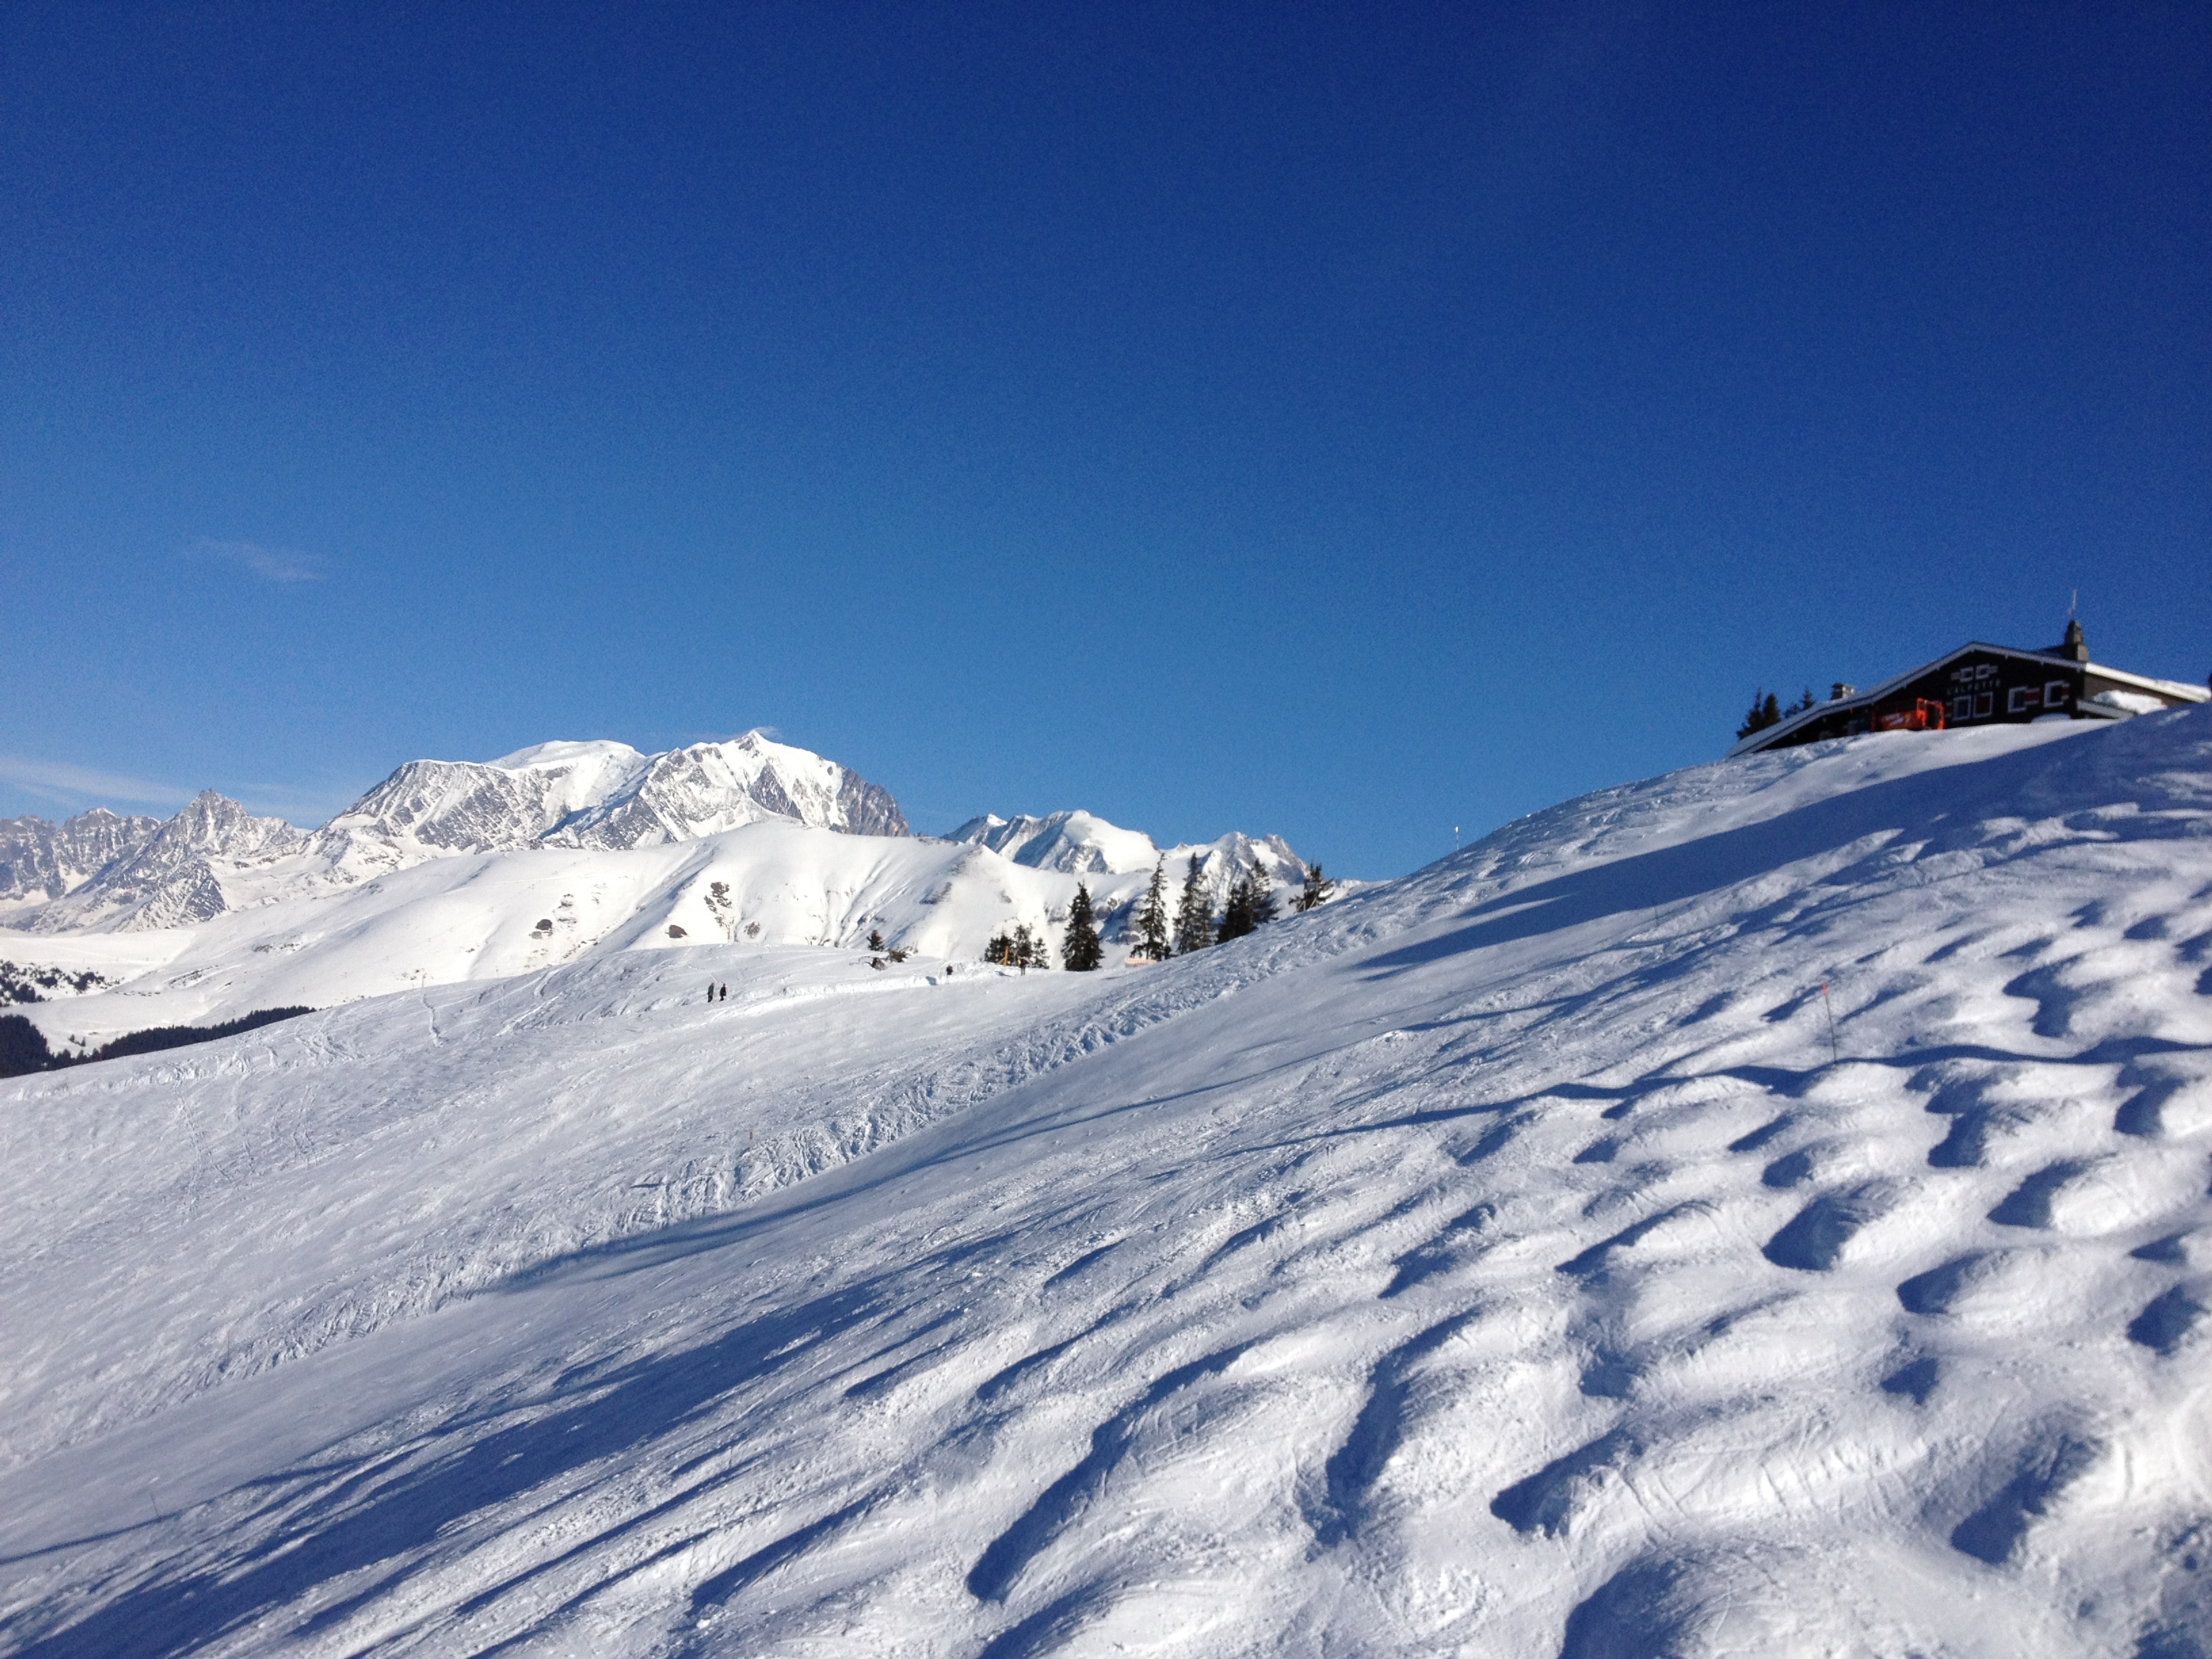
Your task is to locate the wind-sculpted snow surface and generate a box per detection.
[4,710,2212,1658]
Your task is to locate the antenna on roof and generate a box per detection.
[2068,588,2077,619]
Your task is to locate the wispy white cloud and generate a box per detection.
[190,537,325,582]
[0,755,192,808]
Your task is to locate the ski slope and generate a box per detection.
[1,819,1297,1056]
[3,710,2210,1658]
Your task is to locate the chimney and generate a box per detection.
[2060,617,2087,662]
[1830,682,1855,701]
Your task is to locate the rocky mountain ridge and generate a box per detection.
[0,808,163,920]
[4,737,1312,951]
[12,733,912,934]
[949,809,1310,912]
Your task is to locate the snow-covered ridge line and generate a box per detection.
[11,731,909,934]
[2,811,1322,1049]
[0,806,162,919]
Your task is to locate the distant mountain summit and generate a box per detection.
[947,811,1164,875]
[31,792,307,931]
[316,732,908,878]
[11,732,910,933]
[0,806,163,920]
[947,809,1309,909]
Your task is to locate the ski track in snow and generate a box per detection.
[3,710,2211,1656]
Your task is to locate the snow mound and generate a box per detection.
[3,709,2211,1658]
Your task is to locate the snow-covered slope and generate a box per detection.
[1,827,1310,1050]
[3,710,2211,1658]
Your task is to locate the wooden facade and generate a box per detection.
[1729,621,2209,757]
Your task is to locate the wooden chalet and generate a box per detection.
[1729,619,2209,757]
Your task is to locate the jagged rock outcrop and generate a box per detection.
[28,792,306,932]
[307,741,655,880]
[948,810,1306,905]
[18,732,913,933]
[544,733,910,848]
[0,808,161,918]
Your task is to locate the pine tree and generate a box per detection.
[867,927,885,952]
[1061,884,1103,970]
[1132,859,1171,961]
[1248,861,1279,927]
[1216,869,1256,943]
[1736,690,1783,740]
[1296,863,1336,913]
[1172,854,1214,955]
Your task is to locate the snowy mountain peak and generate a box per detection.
[0,805,162,919]
[544,730,909,849]
[28,792,306,932]
[949,808,1308,899]
[485,738,647,773]
[947,808,1165,874]
[12,734,912,933]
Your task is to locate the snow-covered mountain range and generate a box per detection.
[950,808,1308,888]
[0,806,162,920]
[325,733,912,871]
[3,708,2208,1656]
[13,732,913,935]
[0,737,1311,1039]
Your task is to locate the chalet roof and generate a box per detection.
[1725,640,2209,758]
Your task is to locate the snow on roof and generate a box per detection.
[1727,640,2208,757]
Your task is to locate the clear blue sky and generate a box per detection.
[3,3,2205,876]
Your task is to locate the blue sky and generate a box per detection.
[3,3,2205,876]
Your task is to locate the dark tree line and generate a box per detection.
[1737,686,1818,740]
[990,853,1338,975]
[0,1006,313,1080]
[983,923,1048,970]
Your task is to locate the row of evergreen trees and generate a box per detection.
[1736,685,1818,739]
[981,922,1051,970]
[985,856,1338,974]
[1124,855,1333,964]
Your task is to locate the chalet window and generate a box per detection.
[2008,686,2040,714]
[1951,695,1975,722]
[1975,691,1994,719]
[2044,680,2071,707]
